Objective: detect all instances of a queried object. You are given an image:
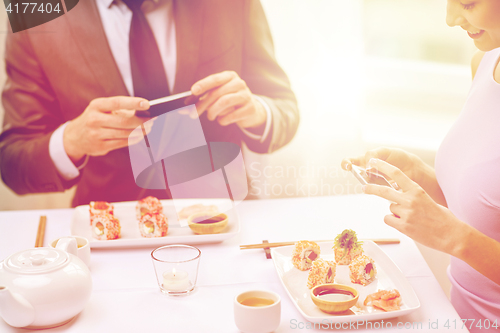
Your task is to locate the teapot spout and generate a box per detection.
[0,286,35,327]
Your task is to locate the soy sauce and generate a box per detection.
[317,289,354,302]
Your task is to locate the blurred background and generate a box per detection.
[0,0,478,297]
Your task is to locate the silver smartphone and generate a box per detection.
[351,164,396,189]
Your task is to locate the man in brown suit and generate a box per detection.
[0,0,299,207]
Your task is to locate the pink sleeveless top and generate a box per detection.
[435,48,500,325]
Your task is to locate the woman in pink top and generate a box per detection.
[343,0,500,330]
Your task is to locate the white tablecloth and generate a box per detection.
[0,195,467,332]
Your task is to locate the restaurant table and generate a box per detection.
[0,195,468,333]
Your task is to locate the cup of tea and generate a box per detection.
[234,290,281,333]
[50,236,91,268]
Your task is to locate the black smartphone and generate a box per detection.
[351,164,396,189]
[135,91,199,118]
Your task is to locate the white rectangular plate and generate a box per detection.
[271,241,420,323]
[71,199,239,248]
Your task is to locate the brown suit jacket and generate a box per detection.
[0,0,299,206]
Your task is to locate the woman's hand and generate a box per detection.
[364,158,500,285]
[363,158,464,254]
[341,147,447,206]
[341,147,421,182]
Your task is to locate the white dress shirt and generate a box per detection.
[49,0,271,180]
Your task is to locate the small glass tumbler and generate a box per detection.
[151,245,201,296]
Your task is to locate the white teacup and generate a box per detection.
[50,236,91,268]
[234,290,281,333]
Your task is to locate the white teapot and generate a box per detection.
[0,238,92,328]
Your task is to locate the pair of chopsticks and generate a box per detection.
[35,216,47,247]
[240,238,400,250]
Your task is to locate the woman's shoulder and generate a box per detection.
[471,51,485,80]
[471,48,500,80]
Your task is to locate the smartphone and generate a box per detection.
[350,164,396,189]
[135,91,199,118]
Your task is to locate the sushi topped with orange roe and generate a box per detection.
[136,196,163,220]
[92,213,121,240]
[139,212,168,238]
[89,201,114,225]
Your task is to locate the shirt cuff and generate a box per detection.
[49,121,88,181]
[240,95,272,143]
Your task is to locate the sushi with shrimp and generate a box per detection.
[139,212,168,238]
[349,254,377,286]
[333,229,363,265]
[307,258,336,289]
[92,213,121,240]
[291,240,321,271]
[136,196,163,220]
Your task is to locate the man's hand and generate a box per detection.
[191,71,267,129]
[63,96,152,163]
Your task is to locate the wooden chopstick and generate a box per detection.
[35,216,47,247]
[240,238,400,250]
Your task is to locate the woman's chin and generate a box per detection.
[473,39,500,52]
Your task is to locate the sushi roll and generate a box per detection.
[349,255,377,286]
[139,212,168,238]
[136,196,163,220]
[92,213,121,240]
[307,259,336,289]
[291,240,321,271]
[333,229,363,265]
[334,246,363,265]
[89,201,114,225]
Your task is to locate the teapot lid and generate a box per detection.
[4,248,69,274]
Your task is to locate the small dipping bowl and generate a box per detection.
[187,212,228,235]
[310,284,359,314]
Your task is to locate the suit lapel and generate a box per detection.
[172,0,204,93]
[65,0,128,97]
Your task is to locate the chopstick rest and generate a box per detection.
[262,240,272,260]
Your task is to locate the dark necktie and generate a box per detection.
[122,0,172,199]
[122,0,170,100]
